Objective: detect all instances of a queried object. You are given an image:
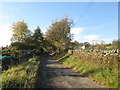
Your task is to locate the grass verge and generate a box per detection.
[58,54,118,88]
[2,56,40,88]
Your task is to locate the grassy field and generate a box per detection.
[58,53,118,88]
[2,56,40,88]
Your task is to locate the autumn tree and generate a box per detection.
[11,21,29,42]
[43,40,56,54]
[45,17,74,54]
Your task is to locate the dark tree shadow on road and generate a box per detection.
[34,55,87,88]
[34,54,105,88]
[35,55,52,88]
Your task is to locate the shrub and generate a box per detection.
[2,57,40,88]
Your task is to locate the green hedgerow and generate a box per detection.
[2,57,40,88]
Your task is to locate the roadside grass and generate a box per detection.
[52,51,67,60]
[2,56,40,88]
[105,46,113,50]
[0,74,1,89]
[0,65,1,89]
[58,54,118,88]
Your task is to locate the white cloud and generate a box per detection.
[70,27,114,44]
[82,34,99,44]
[84,34,99,40]
[71,27,86,41]
[71,28,99,43]
[0,24,13,47]
[71,27,85,35]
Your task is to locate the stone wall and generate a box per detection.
[74,49,119,68]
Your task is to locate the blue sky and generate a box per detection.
[0,2,118,47]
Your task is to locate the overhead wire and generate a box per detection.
[74,2,93,26]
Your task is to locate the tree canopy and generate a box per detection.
[3,19,119,57]
[45,17,74,53]
[11,21,29,42]
[32,26,44,55]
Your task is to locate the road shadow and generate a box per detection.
[35,55,105,88]
[35,55,52,88]
[35,56,87,88]
[45,66,86,78]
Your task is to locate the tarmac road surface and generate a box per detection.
[35,56,107,88]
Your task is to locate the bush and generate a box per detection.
[2,57,40,88]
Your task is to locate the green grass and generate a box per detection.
[0,74,2,89]
[104,46,113,50]
[58,54,118,88]
[2,56,40,88]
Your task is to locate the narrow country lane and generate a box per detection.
[35,56,107,88]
